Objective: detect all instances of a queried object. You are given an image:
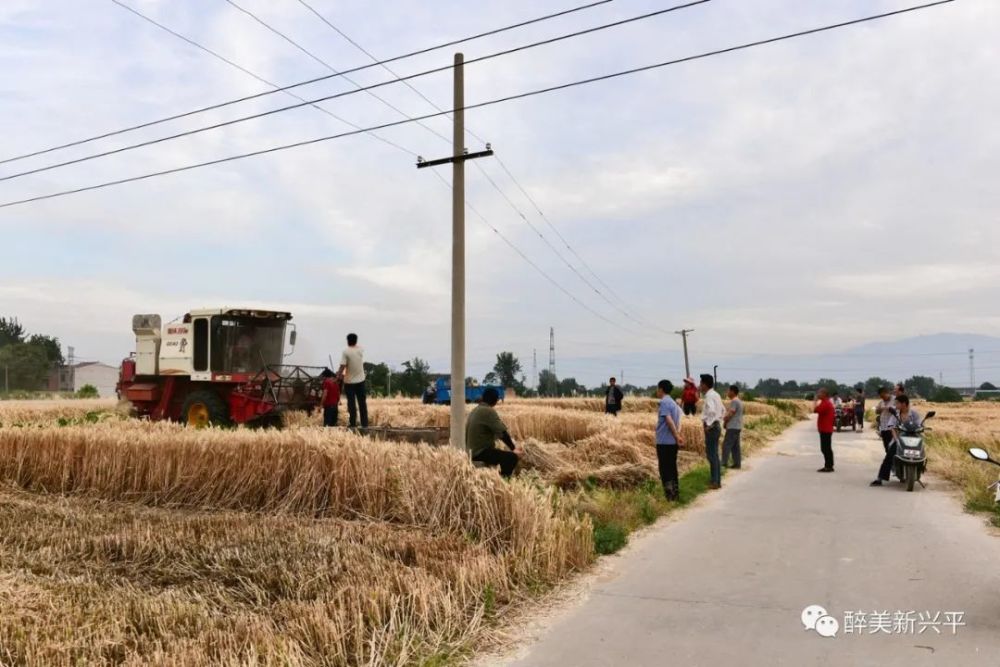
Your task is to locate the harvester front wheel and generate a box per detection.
[182,390,230,428]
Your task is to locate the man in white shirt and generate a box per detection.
[337,332,369,428]
[700,373,725,490]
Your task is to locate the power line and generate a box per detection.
[240,0,663,337]
[492,154,637,310]
[1,0,707,183]
[222,0,451,145]
[293,0,672,333]
[105,0,416,157]
[436,170,650,337]
[112,0,657,338]
[294,0,465,141]
[0,0,953,209]
[1,0,618,167]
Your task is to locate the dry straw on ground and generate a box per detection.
[0,395,794,665]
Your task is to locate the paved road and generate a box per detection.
[504,421,1000,666]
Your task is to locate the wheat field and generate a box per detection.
[0,395,799,665]
[914,401,1000,512]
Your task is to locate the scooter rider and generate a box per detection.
[870,394,921,486]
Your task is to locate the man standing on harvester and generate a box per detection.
[466,387,523,477]
[338,333,369,428]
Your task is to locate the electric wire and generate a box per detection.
[109,0,653,337]
[223,0,452,145]
[0,0,953,209]
[0,0,708,182]
[430,169,651,337]
[292,0,673,333]
[226,0,656,333]
[0,0,618,167]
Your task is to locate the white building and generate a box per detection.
[70,362,119,398]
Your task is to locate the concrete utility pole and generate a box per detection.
[532,349,537,394]
[675,329,694,378]
[416,52,493,450]
[970,348,975,394]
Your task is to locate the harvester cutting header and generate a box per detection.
[117,308,324,426]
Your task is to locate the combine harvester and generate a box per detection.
[117,308,323,427]
[116,308,448,443]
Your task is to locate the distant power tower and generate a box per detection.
[67,346,75,366]
[548,327,557,396]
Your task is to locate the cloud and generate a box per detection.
[0,0,997,386]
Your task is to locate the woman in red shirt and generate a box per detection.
[814,388,835,472]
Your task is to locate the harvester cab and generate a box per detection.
[118,308,323,427]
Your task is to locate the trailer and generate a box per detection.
[117,309,323,427]
[422,376,505,405]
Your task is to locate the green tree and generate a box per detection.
[0,343,49,391]
[538,369,558,396]
[781,379,800,395]
[392,357,431,397]
[0,317,26,348]
[492,352,524,392]
[483,371,499,385]
[753,378,783,398]
[364,362,391,396]
[931,386,963,403]
[979,382,997,391]
[558,377,584,396]
[27,334,63,366]
[864,376,894,396]
[904,375,937,399]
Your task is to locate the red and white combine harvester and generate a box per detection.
[117,308,324,427]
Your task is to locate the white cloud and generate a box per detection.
[0,0,997,385]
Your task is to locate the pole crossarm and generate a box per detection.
[417,148,493,168]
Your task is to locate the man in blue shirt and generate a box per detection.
[656,379,685,501]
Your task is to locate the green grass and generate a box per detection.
[583,466,717,555]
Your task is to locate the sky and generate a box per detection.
[0,0,998,387]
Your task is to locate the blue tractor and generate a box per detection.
[422,376,505,405]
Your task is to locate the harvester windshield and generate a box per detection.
[210,316,285,373]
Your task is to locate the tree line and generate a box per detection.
[0,317,64,392]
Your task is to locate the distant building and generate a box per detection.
[47,362,119,398]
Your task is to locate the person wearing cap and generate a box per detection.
[681,377,699,416]
[700,374,725,490]
[466,387,523,477]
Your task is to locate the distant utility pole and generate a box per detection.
[675,329,694,378]
[970,348,976,393]
[549,327,556,397]
[532,349,537,394]
[416,52,494,450]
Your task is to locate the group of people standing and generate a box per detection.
[653,374,743,501]
[319,333,370,428]
[811,382,919,484]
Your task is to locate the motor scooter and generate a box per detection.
[967,447,1000,503]
[891,410,936,492]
